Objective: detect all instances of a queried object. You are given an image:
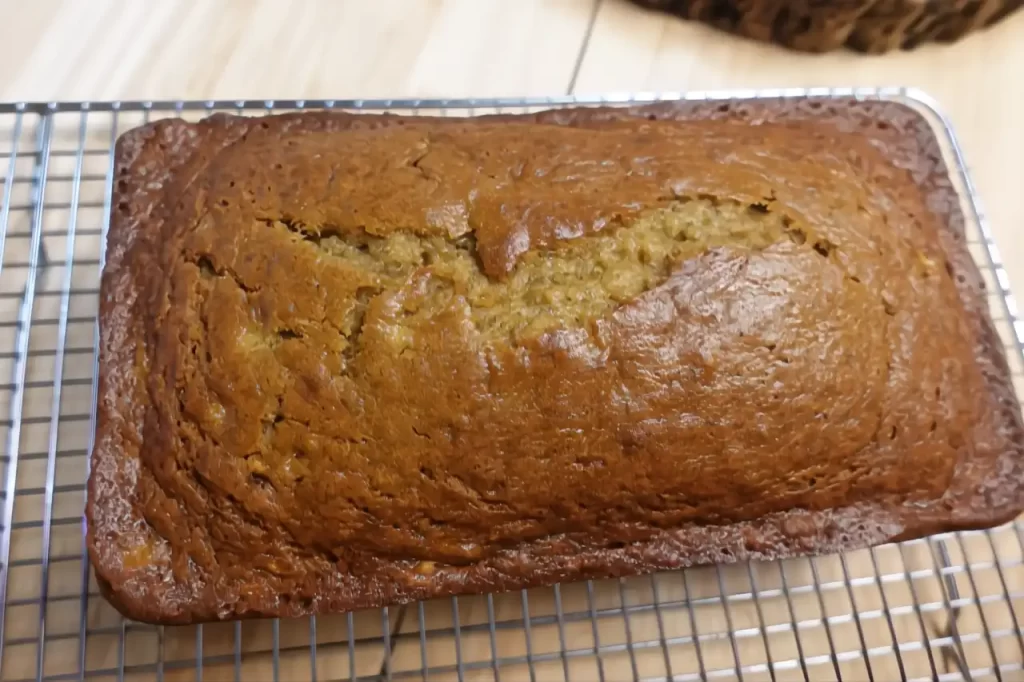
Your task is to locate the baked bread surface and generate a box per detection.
[88,99,1024,624]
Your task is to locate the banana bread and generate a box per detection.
[88,98,1024,624]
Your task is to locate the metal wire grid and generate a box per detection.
[0,89,1022,682]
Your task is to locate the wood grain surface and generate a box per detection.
[1,1,1023,680]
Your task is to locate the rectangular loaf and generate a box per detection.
[87,98,1024,624]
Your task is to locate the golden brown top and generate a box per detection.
[88,101,1024,624]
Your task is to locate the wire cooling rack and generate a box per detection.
[0,88,1023,682]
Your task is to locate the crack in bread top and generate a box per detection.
[137,119,983,580]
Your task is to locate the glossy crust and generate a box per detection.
[630,0,1023,53]
[88,98,1024,624]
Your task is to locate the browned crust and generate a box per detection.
[630,0,1023,53]
[87,97,1024,624]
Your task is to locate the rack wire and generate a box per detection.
[0,89,1022,682]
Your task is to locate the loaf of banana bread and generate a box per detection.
[88,98,1024,624]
